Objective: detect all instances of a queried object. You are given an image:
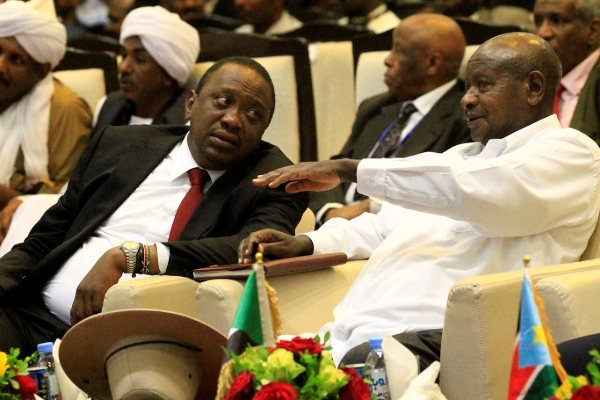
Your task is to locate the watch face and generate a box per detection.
[122,241,140,251]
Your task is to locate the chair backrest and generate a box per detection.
[277,21,372,42]
[53,69,106,112]
[354,51,388,109]
[351,29,392,109]
[186,14,244,32]
[308,41,356,160]
[193,32,318,163]
[578,209,600,260]
[452,16,527,45]
[55,47,119,95]
[68,33,121,54]
[351,28,393,72]
[439,258,600,400]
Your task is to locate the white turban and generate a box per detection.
[120,6,200,86]
[0,0,67,69]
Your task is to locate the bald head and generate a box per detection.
[461,33,562,144]
[474,32,562,108]
[384,13,466,101]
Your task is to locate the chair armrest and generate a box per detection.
[536,269,600,344]
[103,276,201,319]
[440,258,600,400]
[195,259,367,337]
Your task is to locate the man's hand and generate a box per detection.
[0,198,23,244]
[253,159,360,193]
[238,229,314,264]
[70,247,126,325]
[323,199,371,223]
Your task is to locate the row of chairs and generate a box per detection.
[55,19,526,163]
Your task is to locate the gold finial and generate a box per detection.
[523,255,531,268]
[255,252,263,264]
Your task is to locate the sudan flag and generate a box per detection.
[225,258,275,357]
[508,267,558,400]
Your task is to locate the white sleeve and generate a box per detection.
[356,131,600,237]
[304,201,408,259]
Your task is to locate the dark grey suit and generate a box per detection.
[310,82,471,216]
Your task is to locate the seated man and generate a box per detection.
[0,57,308,355]
[338,0,400,33]
[0,5,199,244]
[534,0,600,144]
[235,0,302,35]
[0,0,92,209]
[239,33,600,368]
[95,5,199,129]
[161,0,206,20]
[312,14,471,225]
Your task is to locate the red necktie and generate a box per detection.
[553,84,565,119]
[169,168,210,241]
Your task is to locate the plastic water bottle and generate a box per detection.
[364,337,389,399]
[37,342,61,400]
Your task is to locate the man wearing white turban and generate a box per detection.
[0,0,92,208]
[94,5,200,130]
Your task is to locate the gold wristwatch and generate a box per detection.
[120,241,141,274]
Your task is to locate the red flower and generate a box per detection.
[339,367,370,400]
[572,385,600,399]
[13,374,38,400]
[224,371,255,400]
[254,382,298,400]
[276,337,324,356]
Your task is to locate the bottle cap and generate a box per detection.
[368,337,383,350]
[37,342,54,354]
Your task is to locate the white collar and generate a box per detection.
[169,132,226,184]
[412,79,457,117]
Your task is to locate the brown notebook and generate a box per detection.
[193,253,348,281]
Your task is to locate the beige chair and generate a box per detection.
[103,215,600,400]
[308,41,356,160]
[53,69,107,113]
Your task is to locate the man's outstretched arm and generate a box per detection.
[253,159,360,193]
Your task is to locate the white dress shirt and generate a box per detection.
[306,115,600,363]
[42,134,225,324]
[338,4,401,34]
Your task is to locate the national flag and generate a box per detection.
[225,256,276,357]
[508,267,558,400]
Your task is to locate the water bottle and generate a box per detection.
[364,337,389,399]
[37,342,61,400]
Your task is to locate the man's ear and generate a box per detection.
[526,70,544,106]
[426,52,442,75]
[184,90,197,120]
[39,63,52,80]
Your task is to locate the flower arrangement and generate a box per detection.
[220,334,370,400]
[0,349,38,400]
[551,350,600,400]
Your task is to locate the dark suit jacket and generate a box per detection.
[93,89,188,134]
[0,125,308,299]
[309,82,471,214]
[571,57,600,145]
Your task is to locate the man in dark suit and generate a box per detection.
[0,57,308,354]
[534,0,600,143]
[311,13,471,225]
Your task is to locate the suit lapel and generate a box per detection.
[357,101,403,159]
[68,133,185,238]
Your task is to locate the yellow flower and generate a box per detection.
[266,349,305,382]
[317,364,347,393]
[0,352,8,376]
